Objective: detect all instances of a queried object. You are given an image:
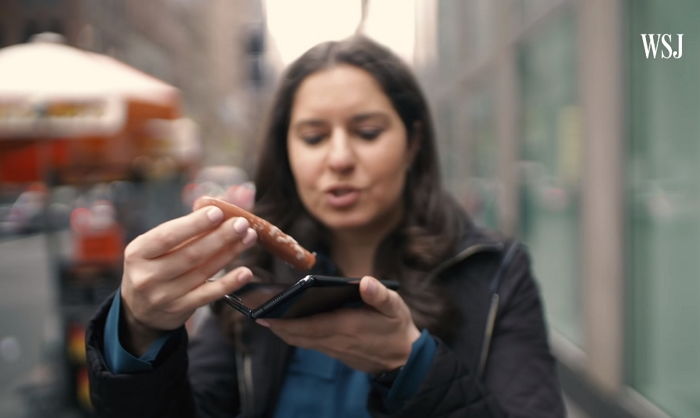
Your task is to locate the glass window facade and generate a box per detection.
[432,95,469,222]
[420,0,700,415]
[627,1,700,416]
[462,83,499,229]
[516,9,583,346]
[435,0,463,79]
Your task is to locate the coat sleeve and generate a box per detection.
[86,295,196,417]
[368,246,565,417]
[86,296,240,418]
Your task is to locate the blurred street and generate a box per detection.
[0,232,79,418]
[0,0,698,417]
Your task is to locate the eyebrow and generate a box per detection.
[292,112,390,131]
[292,119,327,131]
[350,112,389,124]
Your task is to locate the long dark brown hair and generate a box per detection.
[218,36,470,341]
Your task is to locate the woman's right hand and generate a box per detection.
[119,205,257,355]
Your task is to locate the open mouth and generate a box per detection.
[325,186,360,208]
[330,187,356,196]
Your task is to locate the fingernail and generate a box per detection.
[242,228,257,246]
[237,268,252,283]
[207,207,223,223]
[256,319,270,328]
[364,277,375,295]
[233,217,248,234]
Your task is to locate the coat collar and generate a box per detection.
[423,226,505,282]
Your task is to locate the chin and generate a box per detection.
[317,210,374,231]
[323,217,370,231]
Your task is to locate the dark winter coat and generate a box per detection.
[86,226,565,417]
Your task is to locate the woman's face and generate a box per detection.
[287,65,415,233]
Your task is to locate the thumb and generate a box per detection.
[360,276,400,317]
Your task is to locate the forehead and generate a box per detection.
[290,65,396,120]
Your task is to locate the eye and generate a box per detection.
[300,134,325,145]
[356,128,382,140]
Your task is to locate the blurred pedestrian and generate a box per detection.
[86,36,564,417]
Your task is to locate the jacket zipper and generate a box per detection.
[236,349,254,417]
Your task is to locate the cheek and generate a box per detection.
[288,143,319,197]
[368,150,410,200]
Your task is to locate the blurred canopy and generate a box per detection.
[0,33,180,138]
[0,33,182,182]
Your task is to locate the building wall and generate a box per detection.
[414,0,699,416]
[80,0,266,170]
[0,0,82,46]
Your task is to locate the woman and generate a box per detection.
[86,36,565,417]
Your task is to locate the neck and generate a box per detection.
[331,230,381,277]
[330,209,402,278]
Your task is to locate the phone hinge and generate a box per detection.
[224,294,253,317]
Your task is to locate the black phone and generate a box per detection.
[222,275,399,319]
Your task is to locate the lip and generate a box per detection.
[324,185,361,209]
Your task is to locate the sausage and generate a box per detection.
[193,196,316,271]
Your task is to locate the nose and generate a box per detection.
[327,128,355,174]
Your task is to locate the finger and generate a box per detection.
[175,266,253,312]
[263,312,336,338]
[190,227,257,282]
[263,305,366,339]
[156,227,258,298]
[136,206,225,259]
[151,217,257,279]
[271,331,344,353]
[360,276,402,317]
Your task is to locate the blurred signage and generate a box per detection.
[0,97,125,138]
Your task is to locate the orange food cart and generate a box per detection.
[0,34,192,414]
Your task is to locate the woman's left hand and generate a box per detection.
[257,276,421,374]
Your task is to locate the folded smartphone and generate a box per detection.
[223,275,399,319]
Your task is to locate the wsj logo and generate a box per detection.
[641,34,683,59]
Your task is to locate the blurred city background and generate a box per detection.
[0,0,697,417]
